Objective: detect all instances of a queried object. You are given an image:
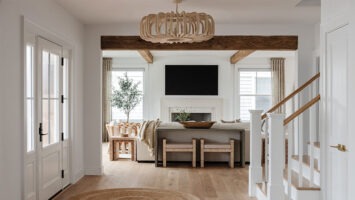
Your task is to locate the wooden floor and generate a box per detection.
[54,143,255,200]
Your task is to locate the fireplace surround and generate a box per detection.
[160,97,223,122]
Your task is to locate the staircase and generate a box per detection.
[249,73,321,200]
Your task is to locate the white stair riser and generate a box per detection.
[291,159,320,186]
[282,179,320,200]
[295,190,320,200]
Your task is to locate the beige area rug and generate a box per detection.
[69,188,200,200]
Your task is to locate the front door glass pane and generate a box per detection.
[42,51,49,98]
[42,99,49,146]
[42,50,60,147]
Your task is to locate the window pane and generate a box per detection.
[240,96,255,121]
[63,58,69,97]
[50,53,60,98]
[26,99,34,152]
[42,99,49,146]
[42,99,60,147]
[255,96,272,112]
[49,99,59,144]
[26,45,35,152]
[111,70,144,122]
[26,46,34,98]
[42,51,49,98]
[240,71,256,95]
[256,72,271,94]
[239,69,271,121]
[63,58,69,139]
[63,99,69,139]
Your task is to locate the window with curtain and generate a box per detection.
[111,70,144,122]
[239,70,272,121]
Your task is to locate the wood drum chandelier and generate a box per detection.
[140,0,215,44]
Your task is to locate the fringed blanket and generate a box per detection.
[138,119,161,156]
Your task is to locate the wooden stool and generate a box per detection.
[163,139,196,168]
[200,139,234,168]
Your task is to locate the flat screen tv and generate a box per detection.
[165,65,218,95]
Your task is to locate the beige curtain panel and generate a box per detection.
[102,57,112,142]
[271,58,285,113]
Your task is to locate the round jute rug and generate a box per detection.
[69,188,200,200]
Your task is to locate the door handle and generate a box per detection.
[39,123,47,142]
[330,144,347,152]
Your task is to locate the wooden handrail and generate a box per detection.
[284,94,320,126]
[261,72,320,119]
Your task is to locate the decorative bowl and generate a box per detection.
[179,121,216,129]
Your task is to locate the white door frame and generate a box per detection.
[23,18,74,200]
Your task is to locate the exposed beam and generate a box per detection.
[138,50,153,63]
[101,36,298,50]
[230,50,255,64]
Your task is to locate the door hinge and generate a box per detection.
[61,95,64,103]
[61,57,64,66]
[61,132,64,141]
[61,170,64,178]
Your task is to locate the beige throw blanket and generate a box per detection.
[138,119,161,156]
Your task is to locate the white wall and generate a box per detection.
[314,23,321,55]
[149,56,233,119]
[83,23,316,174]
[112,54,296,122]
[0,0,84,199]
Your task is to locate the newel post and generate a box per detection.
[267,113,285,200]
[248,110,263,196]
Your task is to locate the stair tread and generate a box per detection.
[292,155,320,172]
[284,168,321,190]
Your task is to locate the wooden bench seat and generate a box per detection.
[201,139,234,168]
[163,139,196,168]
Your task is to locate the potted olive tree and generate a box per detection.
[112,73,142,123]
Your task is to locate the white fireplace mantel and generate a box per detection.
[160,97,223,122]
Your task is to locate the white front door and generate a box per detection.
[37,37,64,200]
[325,24,350,200]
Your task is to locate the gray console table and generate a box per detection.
[154,125,245,167]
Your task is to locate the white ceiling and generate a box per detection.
[54,0,320,25]
[102,50,296,59]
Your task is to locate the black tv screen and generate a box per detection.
[165,65,218,95]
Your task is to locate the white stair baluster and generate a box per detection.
[265,118,269,183]
[298,94,303,187]
[248,110,264,196]
[287,123,293,200]
[309,88,317,186]
[267,113,285,200]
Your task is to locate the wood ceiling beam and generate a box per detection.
[230,50,255,64]
[101,36,298,50]
[138,50,153,63]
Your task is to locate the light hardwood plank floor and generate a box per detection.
[54,143,255,200]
